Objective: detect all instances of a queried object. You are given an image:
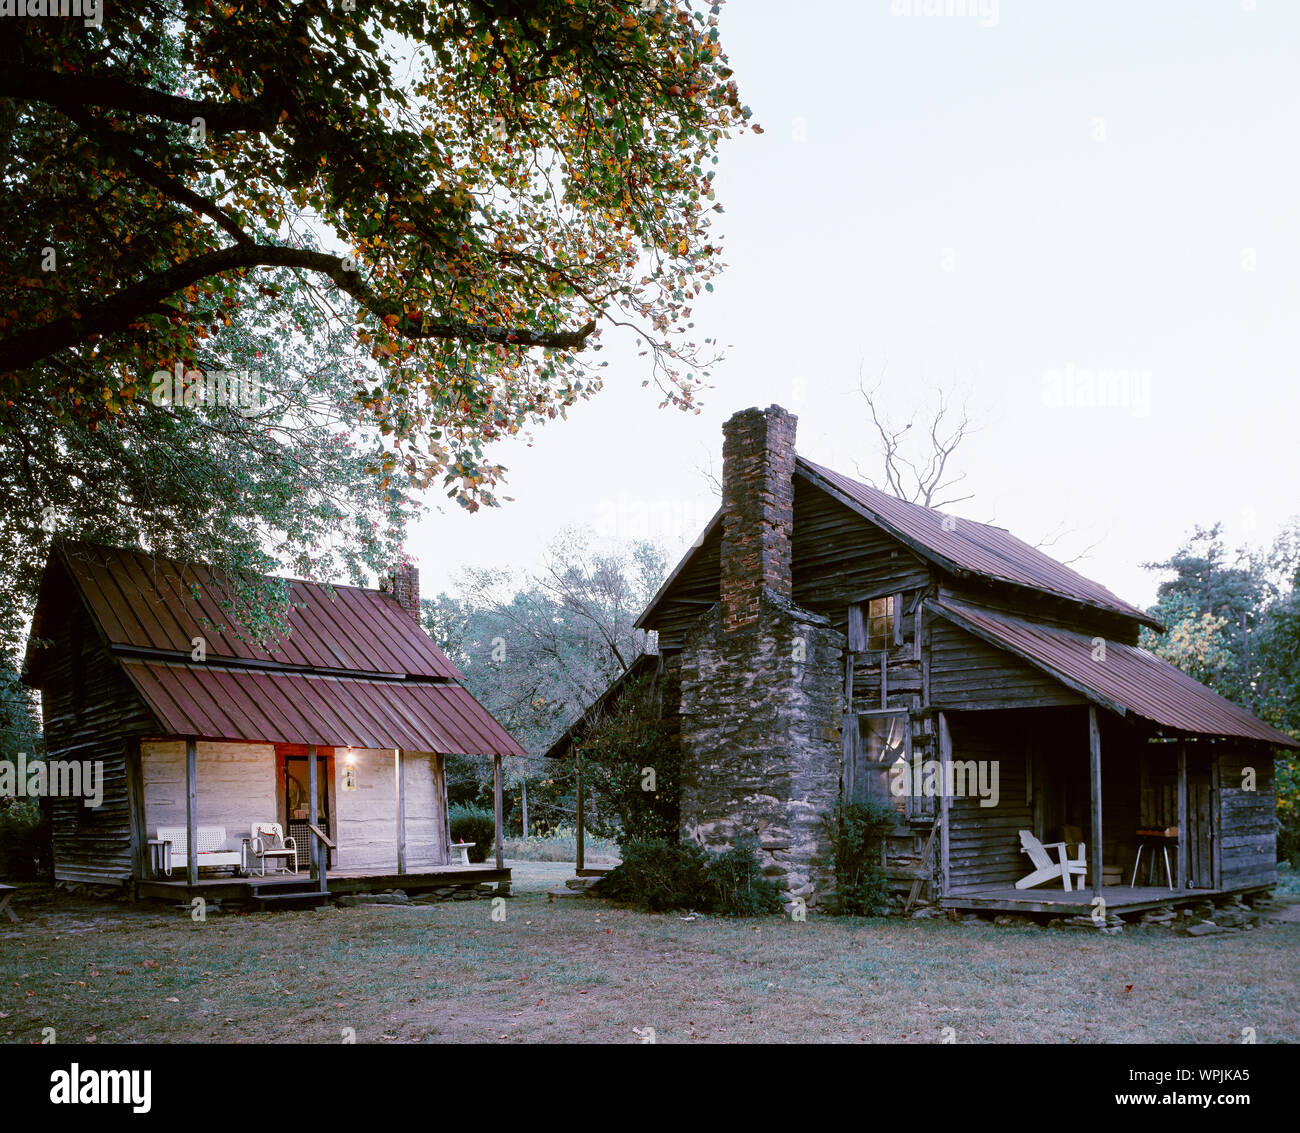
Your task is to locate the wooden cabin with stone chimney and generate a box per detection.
[22,542,522,905]
[558,405,1296,917]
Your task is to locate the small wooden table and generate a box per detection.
[1132,828,1177,890]
[0,883,19,924]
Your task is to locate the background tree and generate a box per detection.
[1141,520,1300,866]
[423,528,667,825]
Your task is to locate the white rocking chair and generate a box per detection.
[1015,829,1087,891]
[246,822,298,877]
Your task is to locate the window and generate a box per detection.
[850,711,908,815]
[866,596,894,652]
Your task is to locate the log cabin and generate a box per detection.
[554,405,1297,916]
[22,542,523,905]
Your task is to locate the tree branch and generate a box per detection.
[0,245,596,374]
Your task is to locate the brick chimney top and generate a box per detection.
[386,560,421,622]
[720,405,797,633]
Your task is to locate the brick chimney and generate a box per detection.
[720,405,797,632]
[389,560,420,622]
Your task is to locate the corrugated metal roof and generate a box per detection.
[799,459,1160,629]
[120,660,524,755]
[930,598,1298,747]
[57,542,461,679]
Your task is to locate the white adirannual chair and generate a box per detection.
[1015,829,1087,891]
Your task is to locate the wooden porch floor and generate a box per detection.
[940,883,1266,916]
[135,863,510,901]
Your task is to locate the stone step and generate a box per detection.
[547,886,586,901]
[565,875,603,891]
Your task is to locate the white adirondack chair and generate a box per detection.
[1015,830,1087,891]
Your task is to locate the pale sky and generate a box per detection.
[408,0,1300,612]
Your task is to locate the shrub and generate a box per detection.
[825,799,896,916]
[448,804,496,864]
[0,798,48,880]
[603,836,783,916]
[601,838,710,912]
[704,836,784,916]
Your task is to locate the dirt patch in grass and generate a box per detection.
[3,882,1297,1044]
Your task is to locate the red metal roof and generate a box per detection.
[57,542,462,679]
[799,459,1160,628]
[120,660,524,755]
[931,598,1298,747]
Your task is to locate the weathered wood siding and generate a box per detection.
[402,752,449,869]
[333,747,397,870]
[141,740,276,855]
[792,474,930,620]
[929,616,1084,711]
[330,748,447,870]
[1216,746,1276,889]
[946,712,1033,890]
[649,524,721,650]
[34,568,156,886]
[939,580,1143,647]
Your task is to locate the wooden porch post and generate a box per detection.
[493,753,505,871]
[521,779,529,839]
[575,746,585,874]
[307,743,319,880]
[395,749,406,875]
[1176,742,1188,889]
[937,712,951,896]
[1088,707,1103,899]
[185,737,198,888]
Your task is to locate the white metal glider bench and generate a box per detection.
[1015,829,1087,891]
[244,822,299,877]
[153,826,244,877]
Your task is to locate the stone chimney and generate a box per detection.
[390,560,420,622]
[720,405,797,632]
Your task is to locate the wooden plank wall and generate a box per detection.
[929,617,1085,711]
[946,712,1032,889]
[38,576,157,886]
[1216,745,1277,889]
[792,475,930,619]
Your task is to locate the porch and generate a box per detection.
[939,882,1270,917]
[135,863,511,903]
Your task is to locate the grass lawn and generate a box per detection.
[2,864,1297,1044]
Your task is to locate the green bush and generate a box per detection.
[825,799,896,916]
[448,804,496,864]
[603,836,783,916]
[704,836,784,916]
[601,838,710,912]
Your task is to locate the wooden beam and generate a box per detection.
[184,737,198,888]
[307,744,319,881]
[893,592,904,648]
[395,749,406,876]
[575,747,585,873]
[880,652,888,709]
[1176,743,1188,889]
[1089,707,1103,899]
[938,711,951,895]
[124,738,147,885]
[493,753,505,871]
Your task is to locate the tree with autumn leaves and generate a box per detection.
[0,0,752,755]
[1,0,749,496]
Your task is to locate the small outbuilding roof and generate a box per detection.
[28,542,523,756]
